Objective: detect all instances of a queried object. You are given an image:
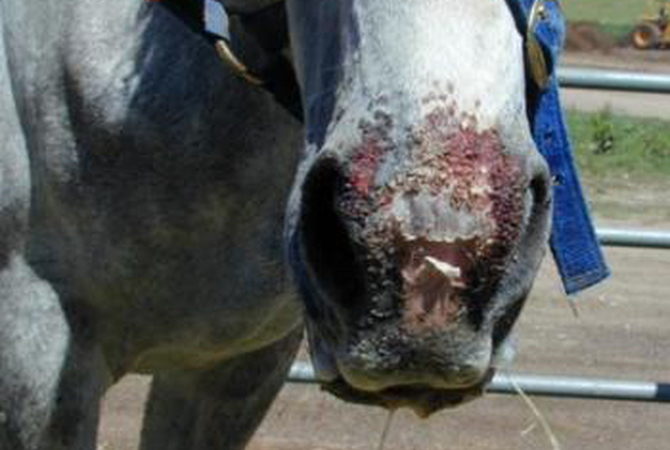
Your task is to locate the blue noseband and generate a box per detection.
[510,0,610,294]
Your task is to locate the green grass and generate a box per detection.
[567,110,670,181]
[563,0,649,26]
[566,110,670,221]
[563,0,654,41]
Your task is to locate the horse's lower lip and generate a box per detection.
[320,377,490,417]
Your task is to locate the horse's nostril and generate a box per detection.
[299,160,366,310]
[398,238,476,330]
[530,170,551,211]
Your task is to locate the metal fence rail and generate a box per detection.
[559,67,670,93]
[598,228,670,249]
[288,362,670,403]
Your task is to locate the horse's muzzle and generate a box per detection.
[291,104,551,415]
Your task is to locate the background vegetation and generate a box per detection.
[563,0,654,41]
[560,2,670,220]
[566,110,670,221]
[567,110,670,181]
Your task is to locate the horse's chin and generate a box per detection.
[320,372,494,418]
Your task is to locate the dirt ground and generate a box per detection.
[562,47,670,73]
[96,43,670,450]
[562,21,670,74]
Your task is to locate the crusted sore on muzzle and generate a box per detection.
[296,104,543,416]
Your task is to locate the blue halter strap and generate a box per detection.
[511,0,611,294]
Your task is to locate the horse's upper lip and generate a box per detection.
[320,372,494,417]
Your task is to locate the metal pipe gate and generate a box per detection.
[558,67,670,94]
[288,362,670,403]
[598,228,670,249]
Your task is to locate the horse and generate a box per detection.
[0,0,607,449]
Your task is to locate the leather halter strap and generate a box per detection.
[151,0,303,120]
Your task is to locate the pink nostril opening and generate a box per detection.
[399,239,475,330]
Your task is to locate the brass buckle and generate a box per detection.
[204,0,265,86]
[526,0,561,90]
[214,39,265,86]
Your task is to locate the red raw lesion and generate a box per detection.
[417,106,526,250]
[349,133,386,197]
[338,102,527,252]
[346,112,395,199]
[336,101,528,323]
